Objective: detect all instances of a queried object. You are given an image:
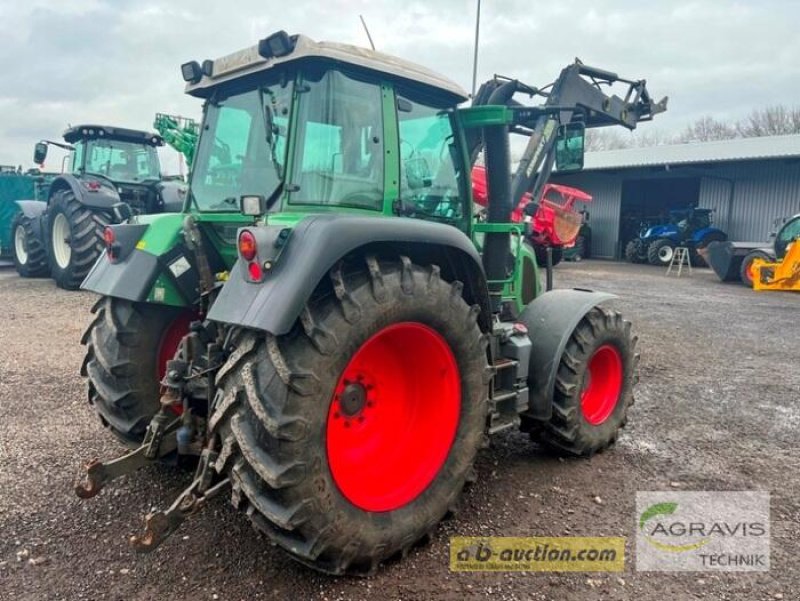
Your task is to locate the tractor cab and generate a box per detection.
[182,33,473,233]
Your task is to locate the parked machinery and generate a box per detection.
[625,207,726,266]
[707,214,800,290]
[472,169,592,265]
[12,126,186,288]
[75,31,666,573]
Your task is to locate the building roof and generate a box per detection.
[583,134,800,171]
[186,33,468,103]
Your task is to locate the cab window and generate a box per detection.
[397,96,464,223]
[289,70,384,210]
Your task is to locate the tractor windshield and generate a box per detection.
[190,81,292,212]
[82,140,160,183]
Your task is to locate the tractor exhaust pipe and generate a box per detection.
[481,123,512,312]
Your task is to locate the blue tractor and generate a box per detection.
[624,207,727,266]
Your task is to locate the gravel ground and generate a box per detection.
[0,261,797,600]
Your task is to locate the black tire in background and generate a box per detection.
[210,255,489,574]
[536,306,638,456]
[11,212,49,277]
[572,235,587,262]
[624,239,647,264]
[534,245,563,267]
[647,239,675,266]
[739,250,773,288]
[81,297,190,445]
[47,188,110,290]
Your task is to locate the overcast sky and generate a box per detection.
[1,0,799,173]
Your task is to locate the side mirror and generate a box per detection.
[554,122,585,173]
[33,142,48,165]
[405,157,432,190]
[523,201,540,217]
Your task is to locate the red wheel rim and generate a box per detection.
[580,344,623,426]
[156,312,196,415]
[326,322,460,512]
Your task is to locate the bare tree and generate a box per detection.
[736,105,800,137]
[676,115,737,143]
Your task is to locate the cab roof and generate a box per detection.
[63,125,163,146]
[184,33,468,104]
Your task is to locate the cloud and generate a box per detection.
[0,0,798,168]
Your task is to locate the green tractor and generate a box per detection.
[12,126,186,288]
[76,32,666,573]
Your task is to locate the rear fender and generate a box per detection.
[691,226,726,244]
[207,214,492,335]
[13,200,47,239]
[519,289,616,419]
[49,174,123,213]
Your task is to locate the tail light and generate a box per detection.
[103,227,119,261]
[238,230,257,261]
[238,229,262,281]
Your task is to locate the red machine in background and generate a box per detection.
[472,165,592,265]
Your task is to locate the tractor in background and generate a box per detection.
[11,125,186,288]
[75,31,666,574]
[472,168,592,266]
[706,214,800,290]
[625,206,726,266]
[0,169,56,265]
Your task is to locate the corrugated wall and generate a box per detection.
[556,159,800,256]
[697,161,800,240]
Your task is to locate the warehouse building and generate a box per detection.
[552,134,800,259]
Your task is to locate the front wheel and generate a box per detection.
[740,250,773,288]
[47,189,110,290]
[624,239,647,264]
[210,256,489,574]
[536,306,638,456]
[647,239,675,266]
[81,297,194,445]
[11,212,49,277]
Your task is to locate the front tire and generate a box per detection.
[534,246,563,267]
[740,250,773,288]
[647,239,675,266]
[537,306,637,456]
[210,256,489,574]
[624,239,647,264]
[81,297,193,445]
[11,212,49,277]
[47,189,110,290]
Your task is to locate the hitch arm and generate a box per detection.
[74,415,180,499]
[130,449,229,552]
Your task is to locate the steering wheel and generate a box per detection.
[339,191,379,207]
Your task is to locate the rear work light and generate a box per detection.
[238,230,257,261]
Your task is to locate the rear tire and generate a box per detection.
[81,297,193,445]
[624,239,647,264]
[647,239,675,266]
[210,255,489,574]
[47,188,110,290]
[537,306,637,456]
[11,212,49,277]
[740,250,773,288]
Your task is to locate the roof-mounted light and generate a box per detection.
[181,60,203,83]
[202,59,214,77]
[258,30,294,59]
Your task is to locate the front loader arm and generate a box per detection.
[469,60,668,207]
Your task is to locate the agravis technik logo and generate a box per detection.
[636,492,769,572]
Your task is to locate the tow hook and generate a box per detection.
[129,449,229,552]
